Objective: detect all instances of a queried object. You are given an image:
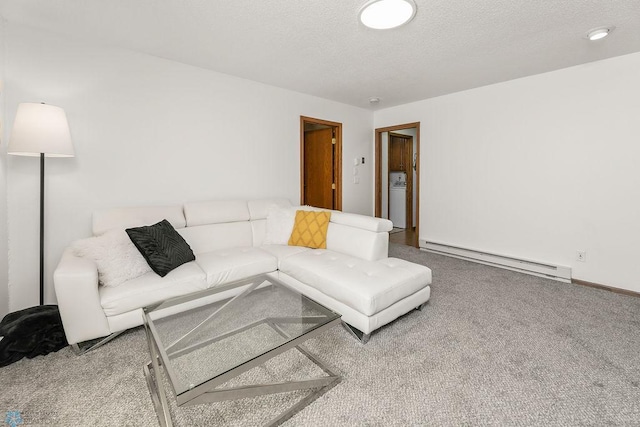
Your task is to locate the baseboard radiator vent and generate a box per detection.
[420,240,572,283]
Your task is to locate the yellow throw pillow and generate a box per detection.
[288,210,331,249]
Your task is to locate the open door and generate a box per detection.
[375,122,420,248]
[300,116,342,210]
[388,132,414,231]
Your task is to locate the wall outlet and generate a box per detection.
[577,251,586,262]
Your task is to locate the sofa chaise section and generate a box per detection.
[275,212,432,342]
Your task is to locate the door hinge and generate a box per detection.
[331,138,336,145]
[331,183,336,190]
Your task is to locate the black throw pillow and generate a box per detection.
[126,219,195,277]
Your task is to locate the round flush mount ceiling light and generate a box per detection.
[359,0,417,30]
[586,26,615,41]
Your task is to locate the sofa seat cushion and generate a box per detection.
[259,245,310,268]
[195,247,278,288]
[100,261,207,316]
[280,251,432,316]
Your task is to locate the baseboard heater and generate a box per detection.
[420,240,571,282]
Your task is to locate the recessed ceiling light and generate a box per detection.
[586,26,614,41]
[359,0,417,30]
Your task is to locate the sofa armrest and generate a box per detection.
[53,248,110,345]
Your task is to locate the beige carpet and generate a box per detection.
[2,244,640,426]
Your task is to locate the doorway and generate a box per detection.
[300,116,342,210]
[375,123,420,247]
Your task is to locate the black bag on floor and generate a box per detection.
[0,305,68,367]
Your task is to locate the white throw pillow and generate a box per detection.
[264,205,296,245]
[71,229,152,287]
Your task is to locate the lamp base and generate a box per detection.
[0,304,68,367]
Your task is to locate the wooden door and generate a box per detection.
[388,132,414,230]
[375,122,420,247]
[404,137,413,229]
[304,128,334,209]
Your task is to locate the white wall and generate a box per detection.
[375,52,640,293]
[4,22,373,311]
[0,17,9,318]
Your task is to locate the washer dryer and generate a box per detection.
[389,185,406,228]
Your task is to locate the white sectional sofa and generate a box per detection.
[54,198,432,349]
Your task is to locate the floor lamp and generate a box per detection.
[8,102,75,306]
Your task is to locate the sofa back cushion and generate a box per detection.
[251,220,267,247]
[247,198,292,220]
[182,198,292,249]
[92,205,186,236]
[184,200,250,226]
[181,200,253,254]
[178,222,253,255]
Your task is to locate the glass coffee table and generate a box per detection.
[142,274,342,426]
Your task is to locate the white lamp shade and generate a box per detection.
[8,103,75,157]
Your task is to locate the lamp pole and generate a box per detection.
[40,152,45,305]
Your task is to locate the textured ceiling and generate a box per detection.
[2,0,640,109]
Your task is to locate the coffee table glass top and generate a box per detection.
[144,275,340,396]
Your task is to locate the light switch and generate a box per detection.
[353,176,360,184]
[353,157,359,166]
[353,168,358,175]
